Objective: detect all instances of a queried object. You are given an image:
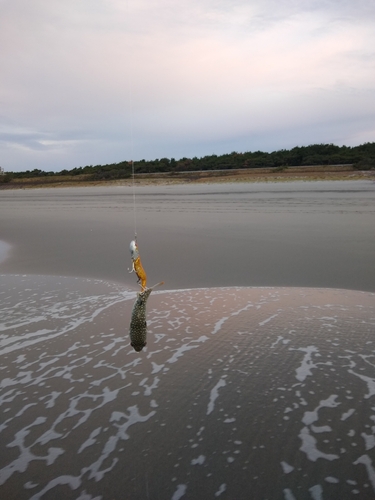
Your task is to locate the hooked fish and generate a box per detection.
[129,240,147,290]
[129,281,164,352]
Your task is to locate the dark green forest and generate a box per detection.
[4,142,375,182]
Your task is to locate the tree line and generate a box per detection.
[5,142,375,181]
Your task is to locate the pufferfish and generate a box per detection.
[129,281,164,352]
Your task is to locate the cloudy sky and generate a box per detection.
[1,0,374,172]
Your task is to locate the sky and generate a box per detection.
[1,0,375,172]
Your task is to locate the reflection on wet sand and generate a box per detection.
[0,240,11,264]
[1,275,374,499]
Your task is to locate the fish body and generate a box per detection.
[129,282,163,352]
[129,240,147,290]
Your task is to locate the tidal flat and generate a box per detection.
[0,180,375,499]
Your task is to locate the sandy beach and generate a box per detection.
[1,276,375,499]
[1,180,375,499]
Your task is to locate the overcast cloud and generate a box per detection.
[1,0,374,172]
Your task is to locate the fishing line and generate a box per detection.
[128,73,137,240]
[131,159,137,241]
[126,0,137,241]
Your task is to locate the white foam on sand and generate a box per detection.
[1,276,375,499]
[206,377,227,415]
[171,484,187,500]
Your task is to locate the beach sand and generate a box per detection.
[0,275,374,499]
[1,180,375,498]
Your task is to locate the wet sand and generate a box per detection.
[1,276,375,499]
[1,180,375,499]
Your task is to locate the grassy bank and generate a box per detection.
[0,164,374,189]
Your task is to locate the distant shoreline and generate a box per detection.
[1,165,374,189]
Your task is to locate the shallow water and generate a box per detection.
[0,240,11,264]
[0,180,374,291]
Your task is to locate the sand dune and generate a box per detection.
[1,275,374,499]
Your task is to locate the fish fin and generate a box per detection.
[148,281,164,291]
